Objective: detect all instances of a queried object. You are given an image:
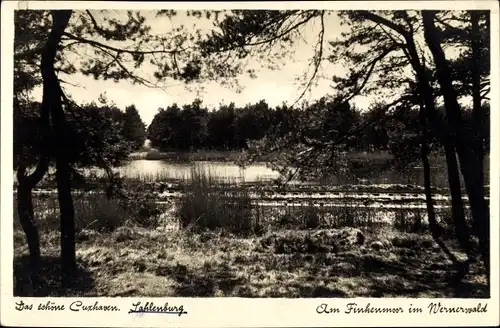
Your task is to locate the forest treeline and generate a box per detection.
[15,94,490,170]
[14,100,146,171]
[148,97,489,164]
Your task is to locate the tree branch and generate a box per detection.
[85,10,111,39]
[358,11,409,36]
[90,44,157,87]
[342,44,397,104]
[244,11,317,47]
[62,32,186,55]
[207,10,318,54]
[292,11,325,107]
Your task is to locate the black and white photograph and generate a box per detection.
[1,1,499,326]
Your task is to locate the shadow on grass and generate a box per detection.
[14,255,95,297]
[154,256,350,297]
[258,247,489,298]
[155,261,348,297]
[364,268,490,298]
[155,262,245,297]
[336,253,489,298]
[451,280,490,298]
[151,244,489,298]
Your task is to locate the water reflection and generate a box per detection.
[115,160,280,182]
[100,159,452,188]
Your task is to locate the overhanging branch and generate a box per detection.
[292,11,325,107]
[341,44,398,104]
[62,32,187,55]
[358,11,409,37]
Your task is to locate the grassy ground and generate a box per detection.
[13,168,489,297]
[13,200,488,297]
[13,218,488,298]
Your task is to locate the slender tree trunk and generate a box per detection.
[16,169,41,295]
[361,10,478,281]
[404,33,472,263]
[470,10,486,198]
[442,142,472,257]
[14,97,50,295]
[56,160,76,287]
[419,124,438,236]
[422,11,489,282]
[40,10,75,287]
[418,91,470,280]
[416,83,440,237]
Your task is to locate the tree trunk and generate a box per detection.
[14,96,50,295]
[16,169,41,295]
[442,142,472,257]
[419,128,438,237]
[422,11,489,282]
[404,32,472,263]
[418,92,470,280]
[470,10,486,199]
[40,10,75,287]
[414,81,439,240]
[56,161,76,287]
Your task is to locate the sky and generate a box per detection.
[28,9,371,126]
[23,8,474,127]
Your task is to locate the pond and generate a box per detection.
[98,159,454,188]
[115,160,280,182]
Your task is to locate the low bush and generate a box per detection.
[13,185,161,239]
[118,192,162,228]
[74,197,129,233]
[301,204,321,229]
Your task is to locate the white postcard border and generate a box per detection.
[1,1,499,327]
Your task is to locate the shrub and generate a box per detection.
[73,193,161,232]
[330,205,357,228]
[435,205,474,240]
[302,204,321,229]
[393,209,426,233]
[177,168,254,234]
[278,212,294,227]
[74,196,129,233]
[118,192,162,228]
[24,191,161,235]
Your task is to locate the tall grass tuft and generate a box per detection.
[393,209,426,233]
[177,167,255,234]
[330,204,359,227]
[302,204,321,229]
[14,191,161,239]
[74,197,130,233]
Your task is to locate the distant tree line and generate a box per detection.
[14,100,147,171]
[147,97,489,159]
[16,94,489,170]
[148,98,375,152]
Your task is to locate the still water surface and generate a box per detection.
[118,160,279,182]
[108,159,450,187]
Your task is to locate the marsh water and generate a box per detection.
[108,159,453,188]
